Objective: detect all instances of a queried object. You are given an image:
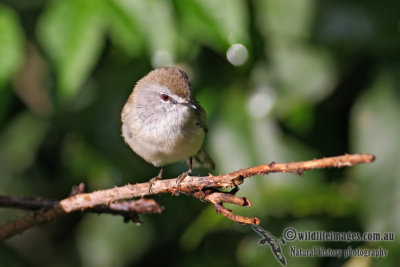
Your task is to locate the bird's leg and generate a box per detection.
[176,157,193,186]
[148,167,164,194]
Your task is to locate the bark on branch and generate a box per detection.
[0,153,375,240]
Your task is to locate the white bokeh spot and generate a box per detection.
[226,43,248,66]
[247,87,275,119]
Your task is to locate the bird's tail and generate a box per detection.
[192,148,215,170]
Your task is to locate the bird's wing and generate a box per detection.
[195,102,208,132]
[192,99,214,169]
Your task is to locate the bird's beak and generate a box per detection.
[182,101,197,110]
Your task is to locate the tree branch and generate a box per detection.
[0,153,375,240]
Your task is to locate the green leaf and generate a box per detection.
[176,0,249,51]
[0,112,49,173]
[255,0,314,40]
[0,4,24,90]
[350,72,400,233]
[104,0,144,57]
[254,0,335,109]
[270,42,336,106]
[113,0,178,67]
[37,0,104,101]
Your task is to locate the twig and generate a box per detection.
[86,199,163,223]
[0,153,375,240]
[0,197,162,240]
[0,196,57,210]
[192,189,260,224]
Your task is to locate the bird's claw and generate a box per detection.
[176,170,192,188]
[148,176,160,194]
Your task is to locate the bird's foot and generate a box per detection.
[148,176,161,194]
[176,170,192,188]
[148,168,164,194]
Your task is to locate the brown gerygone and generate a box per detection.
[121,67,214,191]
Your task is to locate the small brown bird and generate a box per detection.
[121,67,214,191]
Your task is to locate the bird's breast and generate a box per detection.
[122,107,205,167]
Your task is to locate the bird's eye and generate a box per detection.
[161,94,170,101]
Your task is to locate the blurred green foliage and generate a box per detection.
[0,0,399,266]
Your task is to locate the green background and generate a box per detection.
[0,0,399,266]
